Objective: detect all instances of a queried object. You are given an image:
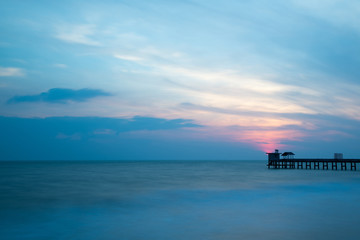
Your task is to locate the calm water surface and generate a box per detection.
[1,160,360,240]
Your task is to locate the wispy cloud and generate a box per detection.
[7,88,111,104]
[0,67,24,77]
[53,63,68,68]
[114,54,143,62]
[55,24,101,46]
[291,0,360,32]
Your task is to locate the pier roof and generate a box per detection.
[281,152,295,156]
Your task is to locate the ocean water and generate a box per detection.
[1,161,360,240]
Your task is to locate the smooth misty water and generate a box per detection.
[1,161,360,240]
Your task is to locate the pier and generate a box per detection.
[267,149,360,171]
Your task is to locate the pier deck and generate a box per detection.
[268,159,360,170]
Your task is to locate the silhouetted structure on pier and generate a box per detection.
[267,149,360,171]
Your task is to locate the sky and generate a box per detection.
[1,0,360,160]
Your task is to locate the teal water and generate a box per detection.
[1,161,360,240]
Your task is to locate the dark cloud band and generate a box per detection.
[7,88,111,104]
[0,116,203,160]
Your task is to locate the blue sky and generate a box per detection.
[1,0,360,160]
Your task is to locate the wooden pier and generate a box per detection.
[266,149,360,171]
[268,158,360,170]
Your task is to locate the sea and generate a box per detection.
[1,160,360,240]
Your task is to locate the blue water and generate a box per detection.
[1,160,360,240]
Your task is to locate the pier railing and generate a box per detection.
[267,158,360,170]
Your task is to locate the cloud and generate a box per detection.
[7,88,111,104]
[290,0,360,32]
[0,116,205,160]
[178,101,360,152]
[114,54,143,62]
[0,67,24,77]
[53,63,68,68]
[55,24,101,46]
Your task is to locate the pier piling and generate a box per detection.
[351,162,357,171]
